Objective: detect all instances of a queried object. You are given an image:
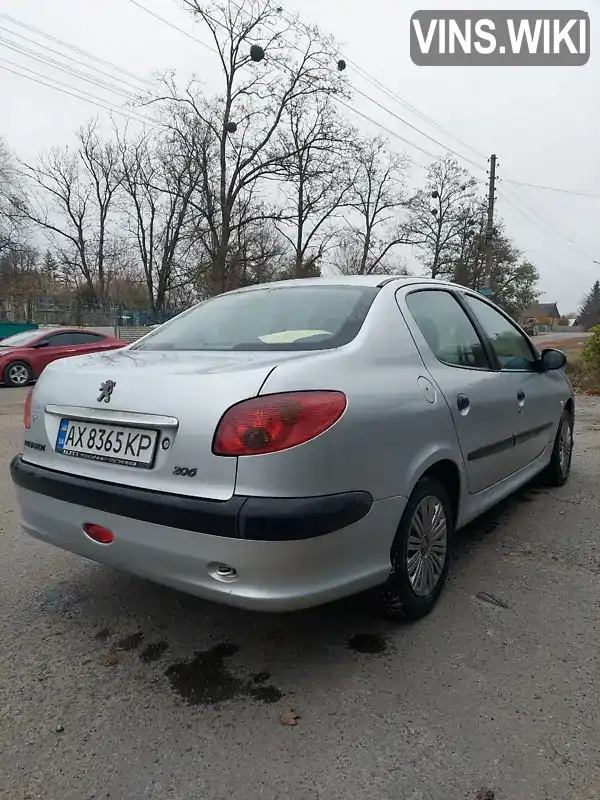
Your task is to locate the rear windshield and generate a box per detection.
[132,285,379,352]
[0,330,41,347]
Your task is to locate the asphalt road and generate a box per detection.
[2,386,600,800]
[532,331,590,346]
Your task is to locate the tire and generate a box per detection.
[378,476,453,622]
[542,408,574,487]
[3,360,33,388]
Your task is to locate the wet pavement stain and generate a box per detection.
[347,633,387,654]
[114,631,144,651]
[249,685,284,703]
[140,641,170,663]
[36,588,74,614]
[165,643,283,706]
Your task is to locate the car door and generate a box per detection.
[399,287,522,494]
[461,292,561,470]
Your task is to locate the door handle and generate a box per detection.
[457,394,470,414]
[517,389,526,408]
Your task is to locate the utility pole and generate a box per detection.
[482,153,497,295]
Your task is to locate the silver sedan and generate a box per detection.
[10,276,574,620]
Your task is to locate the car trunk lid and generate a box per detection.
[24,348,311,500]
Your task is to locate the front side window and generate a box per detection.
[463,294,537,372]
[68,333,103,345]
[405,290,490,370]
[132,285,379,352]
[44,333,79,347]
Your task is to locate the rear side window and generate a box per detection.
[68,333,104,345]
[405,290,490,370]
[132,285,379,352]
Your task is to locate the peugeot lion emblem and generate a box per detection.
[97,380,116,404]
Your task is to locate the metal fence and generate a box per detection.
[0,298,184,327]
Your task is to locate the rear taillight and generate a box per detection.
[23,388,33,429]
[213,391,347,456]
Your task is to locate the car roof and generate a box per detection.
[227,275,460,293]
[40,328,105,334]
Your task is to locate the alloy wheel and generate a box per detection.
[8,364,29,386]
[558,418,573,476]
[405,495,448,598]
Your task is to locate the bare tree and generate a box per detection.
[16,119,121,301]
[228,216,289,288]
[117,115,209,312]
[331,233,409,276]
[449,198,487,286]
[409,156,478,279]
[0,245,41,321]
[275,98,354,278]
[339,135,412,275]
[155,0,346,294]
[0,138,23,258]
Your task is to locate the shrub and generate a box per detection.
[581,325,600,369]
[571,326,600,393]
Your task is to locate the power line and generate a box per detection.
[0,57,158,127]
[335,99,438,161]
[0,39,142,103]
[497,186,595,261]
[501,177,594,253]
[0,27,147,94]
[0,11,149,85]
[264,2,487,171]
[273,1,488,164]
[351,85,487,173]
[503,178,600,199]
[128,0,218,54]
[340,57,488,161]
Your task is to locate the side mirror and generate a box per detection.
[541,348,566,371]
[33,340,49,349]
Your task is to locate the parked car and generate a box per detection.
[0,328,126,387]
[10,277,574,620]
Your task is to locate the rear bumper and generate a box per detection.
[10,455,372,541]
[10,455,406,611]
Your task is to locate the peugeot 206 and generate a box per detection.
[10,276,574,620]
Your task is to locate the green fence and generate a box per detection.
[0,321,39,341]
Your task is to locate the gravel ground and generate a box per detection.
[1,386,600,800]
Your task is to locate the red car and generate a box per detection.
[0,328,126,387]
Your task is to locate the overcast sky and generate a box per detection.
[0,0,597,313]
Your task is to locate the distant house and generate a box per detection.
[518,303,561,331]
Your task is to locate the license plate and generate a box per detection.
[55,418,158,468]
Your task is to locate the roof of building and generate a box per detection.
[520,302,560,319]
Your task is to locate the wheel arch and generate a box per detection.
[414,458,462,528]
[564,396,574,418]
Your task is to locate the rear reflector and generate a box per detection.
[83,523,114,544]
[23,388,33,429]
[213,391,347,457]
